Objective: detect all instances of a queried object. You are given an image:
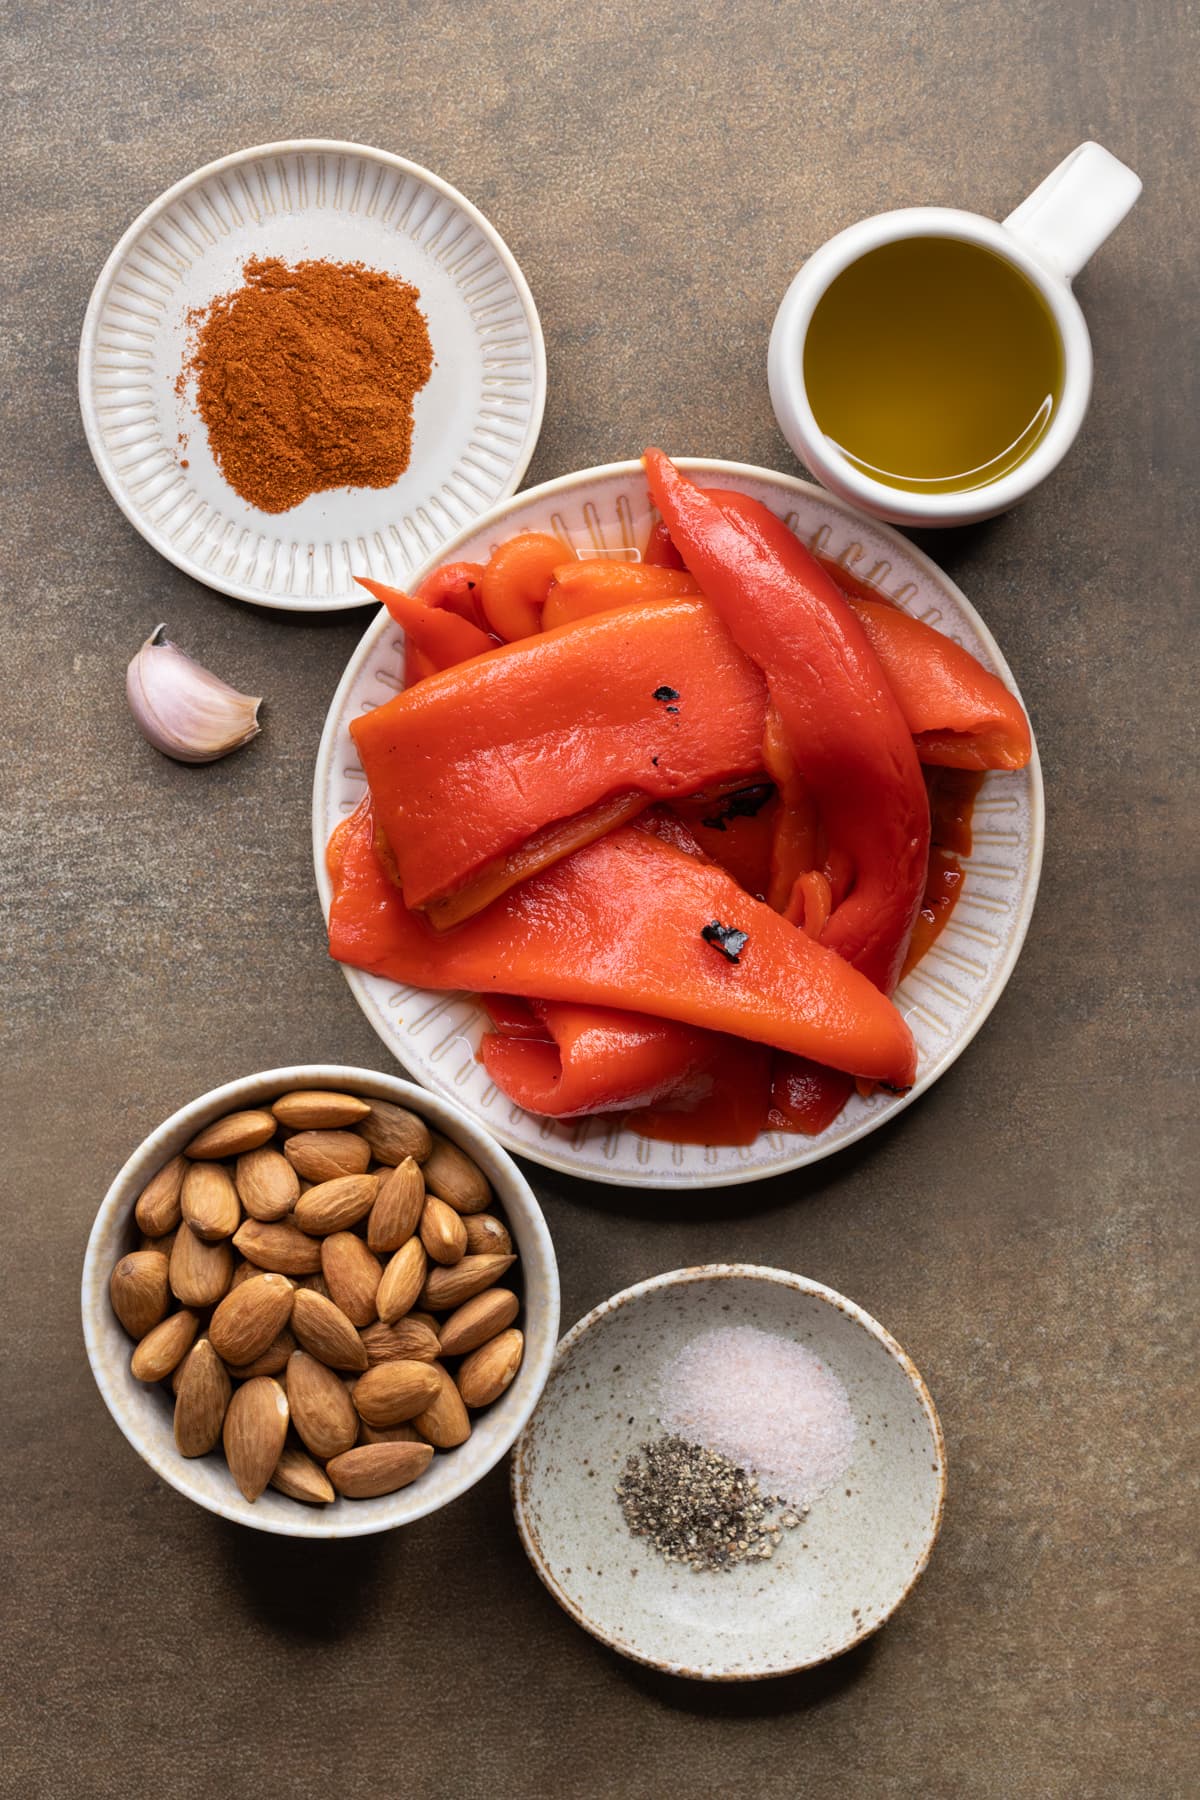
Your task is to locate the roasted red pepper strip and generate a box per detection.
[349,598,767,916]
[356,577,496,670]
[768,1058,855,1136]
[631,1037,773,1145]
[542,561,699,630]
[481,1003,718,1117]
[643,451,931,993]
[417,560,489,631]
[327,802,917,1087]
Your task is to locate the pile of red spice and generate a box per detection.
[182,255,434,514]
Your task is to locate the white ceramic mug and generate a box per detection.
[768,142,1141,528]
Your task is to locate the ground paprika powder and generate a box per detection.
[183,255,434,513]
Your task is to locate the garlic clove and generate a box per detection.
[126,625,262,764]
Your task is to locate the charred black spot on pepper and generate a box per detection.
[701,920,749,962]
[700,782,776,831]
[652,685,680,703]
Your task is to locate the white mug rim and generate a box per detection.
[768,206,1093,524]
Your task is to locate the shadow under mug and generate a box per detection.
[768,142,1142,528]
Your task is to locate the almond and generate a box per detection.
[169,1224,234,1306]
[352,1360,442,1427]
[130,1308,199,1382]
[321,1232,382,1326]
[269,1445,336,1505]
[208,1272,295,1364]
[412,1363,471,1449]
[366,1157,425,1253]
[376,1238,427,1324]
[457,1328,524,1408]
[283,1129,371,1182]
[223,1376,289,1501]
[180,1161,241,1241]
[408,1311,439,1334]
[109,1250,170,1338]
[229,1260,260,1290]
[421,1133,491,1214]
[138,1227,178,1257]
[271,1089,371,1130]
[326,1441,433,1499]
[172,1331,208,1394]
[285,1351,358,1459]
[294,1271,331,1300]
[225,1326,297,1380]
[419,1195,468,1266]
[233,1218,322,1275]
[291,1289,369,1371]
[235,1147,300,1221]
[293,1173,379,1236]
[360,1317,441,1366]
[359,1099,432,1167]
[462,1213,513,1257]
[184,1108,277,1159]
[358,1420,423,1446]
[419,1253,515,1313]
[174,1340,232,1456]
[438,1288,520,1357]
[134,1154,187,1237]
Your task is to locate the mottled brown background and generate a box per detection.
[2,1,1195,1795]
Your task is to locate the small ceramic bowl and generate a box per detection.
[512,1266,945,1679]
[82,1065,560,1538]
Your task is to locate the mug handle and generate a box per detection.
[1003,142,1142,281]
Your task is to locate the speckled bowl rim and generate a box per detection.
[510,1264,946,1680]
[82,1064,560,1538]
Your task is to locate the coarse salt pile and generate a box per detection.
[659,1325,856,1510]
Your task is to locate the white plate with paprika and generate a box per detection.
[79,140,546,611]
[312,458,1044,1188]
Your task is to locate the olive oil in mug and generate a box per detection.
[803,237,1065,495]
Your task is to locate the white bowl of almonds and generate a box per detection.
[82,1066,559,1537]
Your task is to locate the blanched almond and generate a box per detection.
[184,1109,276,1159]
[235,1147,299,1221]
[208,1272,295,1365]
[169,1223,234,1306]
[360,1317,441,1366]
[283,1129,371,1182]
[225,1326,297,1379]
[233,1218,322,1274]
[457,1328,524,1408]
[321,1232,382,1326]
[174,1340,231,1456]
[293,1173,378,1236]
[367,1157,425,1253]
[269,1444,336,1504]
[272,1089,372,1129]
[418,1254,515,1312]
[326,1441,433,1498]
[180,1161,241,1241]
[419,1195,468,1266]
[291,1288,369,1371]
[352,1360,442,1427]
[376,1237,427,1324]
[412,1363,471,1449]
[462,1213,513,1257]
[421,1133,491,1214]
[223,1377,289,1501]
[438,1287,520,1357]
[109,1250,170,1338]
[286,1351,358,1459]
[130,1308,199,1382]
[359,1099,432,1167]
[134,1154,187,1237]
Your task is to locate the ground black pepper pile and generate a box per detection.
[616,1434,803,1573]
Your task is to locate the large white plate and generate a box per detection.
[79,140,545,611]
[312,459,1043,1187]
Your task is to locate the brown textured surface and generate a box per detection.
[1,2,1196,1795]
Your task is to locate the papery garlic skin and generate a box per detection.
[126,625,262,764]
